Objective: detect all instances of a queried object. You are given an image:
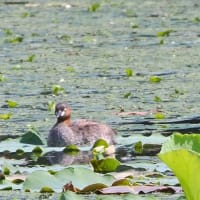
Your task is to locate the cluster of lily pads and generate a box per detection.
[1,126,198,200]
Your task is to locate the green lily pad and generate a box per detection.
[20,129,44,145]
[149,76,162,83]
[60,191,86,200]
[23,171,62,192]
[23,167,115,192]
[5,100,18,108]
[157,29,173,37]
[52,84,65,95]
[63,145,80,154]
[55,167,115,190]
[91,158,120,173]
[158,133,200,200]
[92,139,109,148]
[88,3,100,12]
[125,68,134,77]
[0,112,12,120]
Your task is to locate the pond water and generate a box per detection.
[0,0,200,199]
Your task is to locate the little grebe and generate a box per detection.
[47,102,116,147]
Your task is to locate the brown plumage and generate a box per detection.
[47,102,116,147]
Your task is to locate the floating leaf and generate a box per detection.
[3,167,10,175]
[21,12,30,18]
[149,76,162,83]
[58,35,73,44]
[66,66,75,73]
[98,185,180,195]
[125,68,133,77]
[55,167,115,190]
[5,100,18,108]
[123,92,131,98]
[32,146,43,155]
[47,101,55,111]
[134,141,143,154]
[4,35,23,43]
[40,187,54,193]
[174,89,184,95]
[92,139,109,149]
[157,29,173,37]
[0,174,5,181]
[154,112,165,119]
[131,24,139,29]
[192,17,200,23]
[16,149,24,156]
[158,133,200,200]
[153,96,162,102]
[23,171,62,192]
[20,129,44,145]
[52,85,65,95]
[12,179,24,184]
[88,3,100,12]
[81,183,107,193]
[26,54,35,62]
[91,158,120,173]
[112,178,132,186]
[0,112,12,120]
[60,191,86,200]
[0,74,7,82]
[4,28,12,36]
[63,145,80,154]
[159,39,164,44]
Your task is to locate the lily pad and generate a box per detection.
[55,167,115,190]
[20,129,44,145]
[5,100,18,108]
[92,139,109,148]
[158,133,200,200]
[23,167,115,192]
[23,171,62,192]
[91,158,120,173]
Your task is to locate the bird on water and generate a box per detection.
[47,102,116,147]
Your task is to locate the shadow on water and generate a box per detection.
[0,143,161,167]
[119,115,200,136]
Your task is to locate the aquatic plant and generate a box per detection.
[4,35,23,44]
[149,76,162,83]
[0,112,12,120]
[156,29,173,37]
[153,96,162,102]
[4,28,12,36]
[48,101,55,111]
[26,54,36,62]
[159,133,200,200]
[0,74,7,82]
[51,85,65,95]
[88,3,100,12]
[123,92,131,98]
[5,100,18,108]
[125,68,134,77]
[154,112,165,119]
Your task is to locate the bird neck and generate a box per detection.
[57,115,71,126]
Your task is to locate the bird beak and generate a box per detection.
[55,109,66,118]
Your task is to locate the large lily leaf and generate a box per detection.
[55,167,115,189]
[23,171,63,192]
[23,167,115,192]
[158,133,200,200]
